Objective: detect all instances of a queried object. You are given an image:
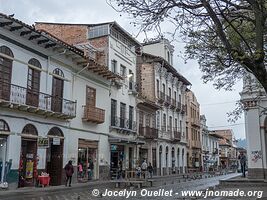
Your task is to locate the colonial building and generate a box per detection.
[137,38,191,175]
[186,90,201,171]
[240,73,267,180]
[35,21,142,178]
[211,129,238,170]
[0,13,120,188]
[200,115,220,172]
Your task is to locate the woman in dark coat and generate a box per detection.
[64,160,74,187]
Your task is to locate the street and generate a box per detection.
[0,173,247,200]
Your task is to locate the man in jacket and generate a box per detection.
[64,160,74,187]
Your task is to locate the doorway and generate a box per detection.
[51,69,64,113]
[46,127,64,186]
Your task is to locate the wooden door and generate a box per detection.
[47,139,63,186]
[0,55,12,101]
[26,68,40,107]
[86,86,96,106]
[51,77,64,113]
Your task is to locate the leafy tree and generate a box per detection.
[108,0,267,92]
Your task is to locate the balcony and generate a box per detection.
[139,125,158,139]
[192,118,200,126]
[181,104,186,114]
[172,128,181,141]
[164,95,171,106]
[82,105,105,124]
[170,99,176,109]
[0,82,76,119]
[110,116,137,132]
[192,140,202,149]
[176,102,182,112]
[161,125,167,132]
[128,81,138,95]
[167,126,172,134]
[158,91,165,103]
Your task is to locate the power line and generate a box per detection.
[201,101,238,106]
[208,123,245,129]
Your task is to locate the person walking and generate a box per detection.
[141,160,147,179]
[64,160,74,187]
[147,162,153,178]
[88,159,94,180]
[238,152,247,177]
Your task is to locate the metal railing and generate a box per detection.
[110,116,137,131]
[83,105,105,124]
[0,81,76,117]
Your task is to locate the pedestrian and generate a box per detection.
[78,162,83,179]
[88,159,94,180]
[64,160,74,187]
[238,152,247,177]
[141,159,147,179]
[147,162,153,178]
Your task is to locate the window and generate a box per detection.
[88,24,109,39]
[162,84,165,94]
[22,124,38,135]
[156,80,159,97]
[174,91,177,101]
[167,51,170,63]
[120,64,126,77]
[168,88,171,98]
[169,116,172,132]
[175,118,178,130]
[51,68,64,113]
[111,60,117,74]
[162,114,166,131]
[111,99,117,126]
[0,46,13,101]
[139,111,144,125]
[179,120,182,132]
[120,103,126,128]
[179,94,181,103]
[0,119,9,131]
[129,106,133,129]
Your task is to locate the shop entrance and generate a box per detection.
[110,145,124,179]
[77,139,98,181]
[46,127,64,186]
[19,124,38,188]
[0,120,10,185]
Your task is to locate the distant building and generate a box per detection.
[211,129,238,170]
[200,115,220,172]
[186,90,201,171]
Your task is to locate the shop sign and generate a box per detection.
[53,138,60,145]
[111,144,117,151]
[38,138,49,148]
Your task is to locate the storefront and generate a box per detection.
[139,148,148,164]
[77,139,98,181]
[0,120,10,187]
[46,127,64,186]
[19,124,38,188]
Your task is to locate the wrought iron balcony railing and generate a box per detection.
[110,116,137,132]
[0,81,76,119]
[82,105,105,124]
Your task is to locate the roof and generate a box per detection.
[35,21,141,47]
[141,52,191,85]
[0,13,121,80]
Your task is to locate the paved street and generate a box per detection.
[0,173,246,200]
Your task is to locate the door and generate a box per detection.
[51,77,64,113]
[26,67,40,107]
[0,46,13,101]
[46,139,63,186]
[86,86,96,107]
[152,149,157,174]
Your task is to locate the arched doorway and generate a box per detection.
[159,146,162,176]
[171,147,175,174]
[166,146,169,175]
[46,127,64,186]
[0,119,10,184]
[0,46,13,101]
[177,148,180,174]
[19,124,38,187]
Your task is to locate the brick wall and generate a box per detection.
[35,23,88,45]
[139,63,155,102]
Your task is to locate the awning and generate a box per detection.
[109,137,145,145]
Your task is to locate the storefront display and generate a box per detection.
[77,139,98,181]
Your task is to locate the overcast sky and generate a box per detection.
[0,0,245,139]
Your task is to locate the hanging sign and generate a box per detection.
[37,138,49,148]
[53,138,60,145]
